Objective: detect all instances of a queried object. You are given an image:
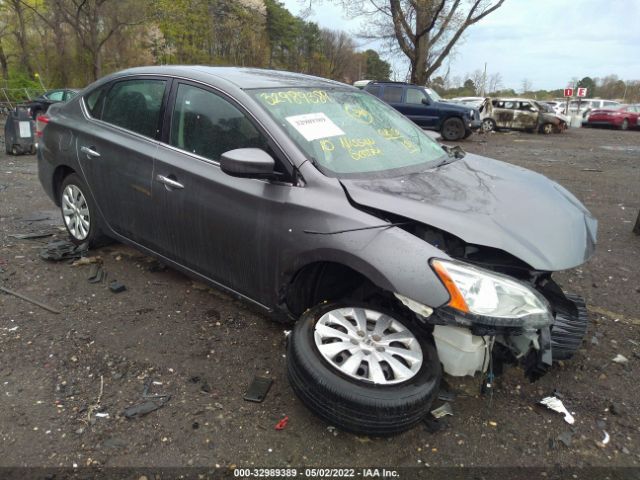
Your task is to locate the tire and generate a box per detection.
[287,301,441,436]
[440,117,465,141]
[11,145,19,156]
[550,294,589,361]
[59,173,110,247]
[620,119,629,131]
[481,118,496,133]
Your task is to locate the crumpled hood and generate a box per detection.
[340,154,597,271]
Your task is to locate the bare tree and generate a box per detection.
[521,78,532,94]
[471,68,486,96]
[345,0,505,85]
[487,71,502,94]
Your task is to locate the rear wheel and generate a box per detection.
[440,117,465,141]
[620,119,629,131]
[540,123,554,134]
[287,301,441,436]
[59,173,110,247]
[11,145,19,155]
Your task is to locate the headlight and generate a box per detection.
[431,259,552,328]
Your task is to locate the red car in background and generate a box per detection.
[585,104,640,130]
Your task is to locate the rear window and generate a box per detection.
[365,85,381,97]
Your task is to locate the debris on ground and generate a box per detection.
[109,281,126,293]
[596,431,611,448]
[423,413,446,433]
[40,239,88,261]
[87,264,106,283]
[557,431,573,447]
[8,230,56,240]
[72,256,102,267]
[274,416,289,430]
[243,376,273,403]
[612,354,629,364]
[539,396,575,424]
[430,403,454,419]
[437,390,457,402]
[0,285,61,314]
[123,378,171,419]
[326,426,338,436]
[147,260,167,273]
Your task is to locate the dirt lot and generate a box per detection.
[0,126,639,471]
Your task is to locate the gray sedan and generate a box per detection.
[37,66,596,435]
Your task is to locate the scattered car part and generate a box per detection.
[8,230,56,240]
[274,415,289,430]
[243,376,273,403]
[40,239,88,261]
[88,265,106,284]
[539,396,575,424]
[122,399,167,419]
[612,354,629,364]
[287,302,441,436]
[0,285,61,314]
[430,403,454,419]
[109,281,126,293]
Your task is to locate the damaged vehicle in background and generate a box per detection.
[480,97,568,133]
[37,66,596,436]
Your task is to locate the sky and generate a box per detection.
[281,0,640,91]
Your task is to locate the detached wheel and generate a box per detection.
[481,118,496,133]
[440,117,465,141]
[60,173,110,247]
[287,302,441,436]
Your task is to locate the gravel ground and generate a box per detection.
[0,126,639,471]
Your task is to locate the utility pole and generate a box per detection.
[481,62,487,97]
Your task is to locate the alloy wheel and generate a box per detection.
[62,184,91,240]
[313,307,423,385]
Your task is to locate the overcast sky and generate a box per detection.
[282,0,640,91]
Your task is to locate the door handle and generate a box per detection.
[80,146,100,158]
[156,174,184,190]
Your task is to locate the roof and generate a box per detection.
[112,65,349,90]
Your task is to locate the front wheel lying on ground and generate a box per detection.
[59,173,110,247]
[287,301,441,436]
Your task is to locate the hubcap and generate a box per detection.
[313,308,423,385]
[62,184,90,240]
[482,119,494,132]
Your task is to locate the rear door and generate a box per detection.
[75,77,169,246]
[492,100,516,128]
[514,101,539,130]
[152,81,293,304]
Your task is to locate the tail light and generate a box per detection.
[35,114,50,138]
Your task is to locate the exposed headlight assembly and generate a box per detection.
[431,259,553,329]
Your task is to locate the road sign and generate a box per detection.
[577,87,588,97]
[564,88,574,97]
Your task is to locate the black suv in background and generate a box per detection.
[364,81,480,140]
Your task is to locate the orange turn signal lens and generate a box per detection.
[432,260,470,313]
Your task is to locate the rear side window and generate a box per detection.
[604,101,619,108]
[101,79,167,138]
[45,90,64,101]
[170,83,267,161]
[405,88,426,104]
[382,86,403,103]
[85,86,108,118]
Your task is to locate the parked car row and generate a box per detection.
[583,104,640,130]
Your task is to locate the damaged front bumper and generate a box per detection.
[412,288,588,382]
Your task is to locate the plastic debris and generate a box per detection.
[40,239,88,261]
[109,281,126,293]
[123,378,171,419]
[423,413,446,433]
[557,431,573,447]
[612,354,629,364]
[539,396,575,424]
[88,265,106,284]
[72,256,102,267]
[275,416,289,430]
[437,390,457,402]
[8,230,56,240]
[430,403,453,419]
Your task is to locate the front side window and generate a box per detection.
[170,83,267,161]
[405,88,427,105]
[252,88,446,177]
[382,86,403,103]
[101,79,167,138]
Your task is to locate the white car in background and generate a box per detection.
[568,99,621,118]
[448,96,486,108]
[544,101,566,116]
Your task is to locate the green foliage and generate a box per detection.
[577,76,596,97]
[363,50,390,80]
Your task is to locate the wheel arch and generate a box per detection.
[52,165,76,206]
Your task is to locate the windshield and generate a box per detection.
[252,88,446,177]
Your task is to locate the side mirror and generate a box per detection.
[220,148,276,179]
[421,98,430,105]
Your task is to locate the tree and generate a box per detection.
[363,49,390,80]
[577,76,596,98]
[521,78,532,94]
[347,0,505,85]
[487,72,502,94]
[463,78,476,94]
